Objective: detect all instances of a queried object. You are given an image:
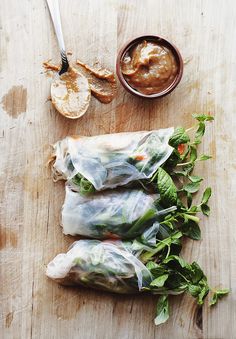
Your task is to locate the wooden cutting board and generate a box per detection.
[1,0,235,338]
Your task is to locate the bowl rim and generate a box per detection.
[116,34,184,99]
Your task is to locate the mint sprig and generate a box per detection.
[140,114,229,325]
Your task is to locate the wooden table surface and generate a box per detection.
[1,0,236,338]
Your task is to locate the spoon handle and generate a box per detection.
[46,0,69,74]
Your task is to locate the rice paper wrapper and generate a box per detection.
[46,239,152,294]
[52,129,174,190]
[61,186,176,239]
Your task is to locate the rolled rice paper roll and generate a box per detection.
[61,186,176,239]
[51,129,174,191]
[46,239,152,294]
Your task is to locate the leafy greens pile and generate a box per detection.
[138,114,229,324]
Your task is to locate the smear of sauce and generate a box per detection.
[51,67,91,119]
[43,59,117,104]
[5,312,14,328]
[1,86,27,118]
[0,227,18,250]
[76,60,117,103]
[43,61,60,71]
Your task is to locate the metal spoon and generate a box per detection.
[46,0,91,119]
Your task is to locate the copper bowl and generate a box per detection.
[116,35,183,99]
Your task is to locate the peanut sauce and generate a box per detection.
[51,67,91,118]
[76,60,117,104]
[121,40,178,95]
[43,60,117,105]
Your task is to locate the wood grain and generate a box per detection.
[0,0,236,338]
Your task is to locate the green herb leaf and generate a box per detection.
[183,182,201,193]
[155,295,169,325]
[195,122,205,140]
[72,174,95,195]
[188,175,203,183]
[181,220,201,240]
[141,231,182,262]
[164,149,181,168]
[174,170,187,177]
[188,262,205,283]
[188,284,201,297]
[185,263,209,304]
[192,113,214,122]
[169,127,190,148]
[150,274,169,287]
[201,187,212,204]
[149,266,168,276]
[197,284,210,304]
[163,255,187,268]
[198,154,212,161]
[187,205,199,213]
[157,168,177,207]
[187,192,193,208]
[200,187,211,216]
[190,146,197,162]
[210,289,230,306]
[146,261,158,270]
[201,204,210,216]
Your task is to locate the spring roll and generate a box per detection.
[46,239,209,301]
[51,129,174,192]
[46,239,152,294]
[61,186,176,239]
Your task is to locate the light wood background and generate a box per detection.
[1,0,236,338]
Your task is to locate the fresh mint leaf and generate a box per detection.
[188,262,205,284]
[200,187,211,216]
[181,220,201,240]
[192,113,214,122]
[184,163,194,175]
[190,146,197,162]
[141,231,182,262]
[163,255,187,268]
[198,154,212,161]
[72,174,95,195]
[187,192,193,208]
[149,266,168,276]
[193,139,202,145]
[174,170,187,177]
[201,187,212,204]
[150,274,169,287]
[185,264,209,304]
[155,295,169,325]
[188,284,201,297]
[197,283,210,304]
[183,182,201,193]
[210,289,230,306]
[201,204,210,216]
[157,168,177,207]
[187,205,199,213]
[146,261,158,270]
[195,122,205,140]
[188,175,203,183]
[164,149,181,168]
[169,127,190,148]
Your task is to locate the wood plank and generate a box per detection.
[0,0,235,338]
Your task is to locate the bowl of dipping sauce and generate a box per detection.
[116,35,183,98]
